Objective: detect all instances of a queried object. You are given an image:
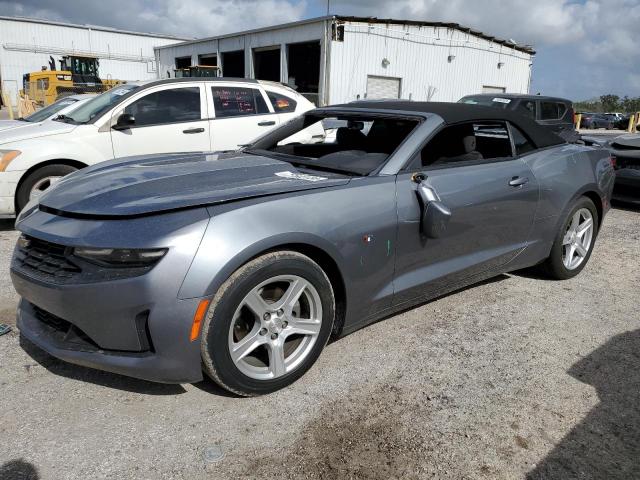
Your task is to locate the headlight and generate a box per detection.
[73,247,167,267]
[0,150,21,172]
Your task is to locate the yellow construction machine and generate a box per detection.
[22,55,123,106]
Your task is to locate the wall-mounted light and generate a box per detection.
[381,57,390,68]
[497,62,505,69]
[448,55,456,63]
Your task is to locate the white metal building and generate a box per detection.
[155,16,535,106]
[0,16,189,104]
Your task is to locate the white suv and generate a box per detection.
[0,78,317,217]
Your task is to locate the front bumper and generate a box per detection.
[12,207,211,384]
[16,295,204,383]
[0,170,24,216]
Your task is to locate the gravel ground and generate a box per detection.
[0,207,639,480]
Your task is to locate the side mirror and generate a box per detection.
[423,200,452,238]
[417,181,452,238]
[113,113,135,130]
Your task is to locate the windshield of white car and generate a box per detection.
[58,85,139,124]
[23,97,79,122]
[248,114,419,175]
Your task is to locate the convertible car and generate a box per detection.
[11,102,615,396]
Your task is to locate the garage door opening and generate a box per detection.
[366,75,401,99]
[253,47,280,82]
[221,50,244,78]
[198,54,217,67]
[175,56,191,69]
[287,41,320,105]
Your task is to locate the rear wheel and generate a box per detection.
[16,164,77,213]
[201,251,335,396]
[541,196,598,279]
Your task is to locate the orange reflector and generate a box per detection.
[190,299,211,342]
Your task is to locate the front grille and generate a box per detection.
[14,236,81,280]
[31,304,101,352]
[33,304,72,332]
[30,303,153,354]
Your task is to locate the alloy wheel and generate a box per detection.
[29,176,62,200]
[228,275,322,380]
[562,207,594,270]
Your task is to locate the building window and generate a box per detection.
[482,85,506,94]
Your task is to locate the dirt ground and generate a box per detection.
[0,206,638,480]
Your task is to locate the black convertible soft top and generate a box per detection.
[338,101,566,149]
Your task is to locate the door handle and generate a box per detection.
[509,176,529,187]
[183,127,205,134]
[258,121,276,126]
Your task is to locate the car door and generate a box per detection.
[207,84,279,151]
[392,121,539,306]
[110,82,210,158]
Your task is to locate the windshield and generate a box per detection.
[248,113,419,176]
[459,96,512,109]
[23,97,78,122]
[61,85,140,124]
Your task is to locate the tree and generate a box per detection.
[599,94,621,112]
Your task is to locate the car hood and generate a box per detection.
[38,151,351,217]
[0,120,76,145]
[0,120,34,132]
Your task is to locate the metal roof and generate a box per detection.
[460,93,570,101]
[0,15,192,41]
[153,15,535,55]
[335,16,535,55]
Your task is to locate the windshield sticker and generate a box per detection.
[492,97,512,104]
[111,89,130,96]
[275,171,327,182]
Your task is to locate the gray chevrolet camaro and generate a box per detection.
[11,101,615,396]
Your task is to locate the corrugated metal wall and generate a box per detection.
[328,21,532,104]
[155,20,326,87]
[0,18,183,103]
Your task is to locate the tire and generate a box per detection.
[541,196,599,280]
[201,251,335,396]
[16,164,77,213]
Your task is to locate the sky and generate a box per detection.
[0,0,637,101]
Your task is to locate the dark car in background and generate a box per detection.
[612,114,631,130]
[580,113,614,130]
[458,94,577,141]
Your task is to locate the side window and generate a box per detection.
[510,124,536,156]
[540,101,565,120]
[267,91,297,113]
[211,86,269,118]
[517,100,536,119]
[421,122,512,167]
[124,87,201,127]
[556,102,567,119]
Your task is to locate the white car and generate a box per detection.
[0,78,317,217]
[0,94,95,133]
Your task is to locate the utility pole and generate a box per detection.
[327,0,330,15]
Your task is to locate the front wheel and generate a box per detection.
[541,196,599,279]
[16,164,77,213]
[201,251,335,396]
